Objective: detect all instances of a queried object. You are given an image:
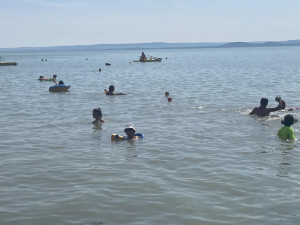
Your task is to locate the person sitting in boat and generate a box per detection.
[58,80,64,85]
[139,52,147,62]
[104,85,126,95]
[92,108,104,124]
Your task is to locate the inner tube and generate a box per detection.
[49,84,71,92]
[111,134,125,140]
[134,133,145,138]
[111,133,144,140]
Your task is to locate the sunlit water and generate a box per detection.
[1,47,300,225]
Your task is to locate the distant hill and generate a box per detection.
[220,39,300,48]
[1,39,300,51]
[0,42,225,52]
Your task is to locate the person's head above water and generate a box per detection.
[58,80,64,85]
[124,123,136,138]
[260,98,268,106]
[92,108,104,123]
[93,108,102,118]
[281,114,297,126]
[108,85,115,92]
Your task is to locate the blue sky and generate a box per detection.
[1,0,300,48]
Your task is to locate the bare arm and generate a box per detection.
[249,107,257,115]
[267,99,286,113]
[249,107,258,115]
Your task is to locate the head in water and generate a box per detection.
[260,98,268,106]
[93,108,102,120]
[281,114,297,126]
[109,85,115,92]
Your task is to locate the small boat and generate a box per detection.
[0,62,17,66]
[0,56,17,66]
[133,58,162,63]
[134,52,162,62]
[49,84,71,92]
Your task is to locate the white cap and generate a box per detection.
[124,123,135,131]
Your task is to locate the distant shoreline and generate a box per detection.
[1,39,300,52]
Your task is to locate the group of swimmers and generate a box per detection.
[92,92,297,141]
[250,96,297,140]
[41,69,297,141]
[45,70,296,141]
[92,108,140,140]
[93,85,141,140]
[38,74,65,85]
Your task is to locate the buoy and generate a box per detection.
[168,97,172,102]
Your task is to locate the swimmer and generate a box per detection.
[104,85,126,95]
[278,114,297,140]
[287,107,300,111]
[92,108,104,124]
[250,96,286,117]
[52,74,57,84]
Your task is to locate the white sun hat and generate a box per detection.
[124,123,135,131]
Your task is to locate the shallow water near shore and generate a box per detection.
[1,46,300,225]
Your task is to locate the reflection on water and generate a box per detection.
[92,123,103,130]
[276,142,296,177]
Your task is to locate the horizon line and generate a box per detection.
[1,38,300,50]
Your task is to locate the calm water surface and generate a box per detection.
[0,47,300,225]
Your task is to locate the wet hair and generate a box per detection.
[58,80,64,85]
[282,114,294,126]
[93,108,102,117]
[108,85,115,92]
[260,98,268,106]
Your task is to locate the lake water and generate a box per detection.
[0,46,300,225]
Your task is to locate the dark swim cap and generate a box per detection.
[260,98,268,106]
[281,114,295,126]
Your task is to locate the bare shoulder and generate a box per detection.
[250,107,258,115]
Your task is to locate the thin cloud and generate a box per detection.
[10,0,87,8]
